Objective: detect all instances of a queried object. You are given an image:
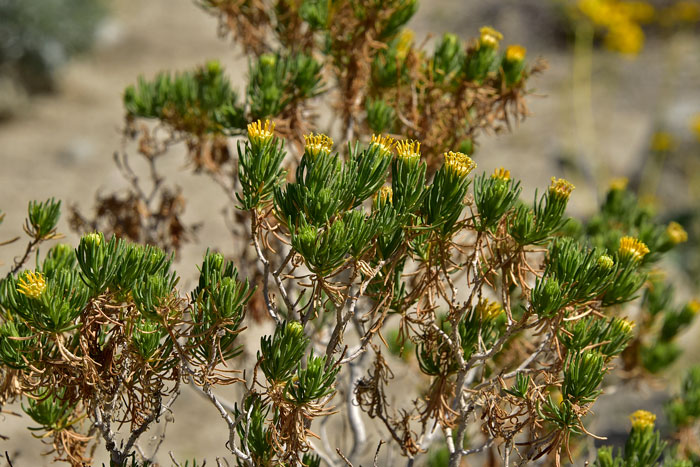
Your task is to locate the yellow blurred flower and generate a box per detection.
[609,177,629,191]
[479,26,503,48]
[630,409,656,430]
[692,114,700,143]
[666,221,688,245]
[650,131,675,152]
[505,45,526,62]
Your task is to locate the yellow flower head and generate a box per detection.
[619,236,650,262]
[247,119,275,146]
[287,321,304,337]
[549,177,575,200]
[492,167,511,181]
[604,21,644,56]
[304,133,333,159]
[651,131,675,152]
[17,271,46,299]
[396,140,421,163]
[691,114,700,143]
[630,410,656,431]
[84,232,102,247]
[687,299,700,314]
[597,254,615,270]
[480,26,503,48]
[505,45,526,62]
[444,151,477,178]
[396,29,414,60]
[374,186,393,206]
[618,318,636,334]
[476,298,503,321]
[666,221,688,245]
[609,177,629,192]
[370,134,396,158]
[668,1,700,23]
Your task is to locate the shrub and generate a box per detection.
[1,1,698,466]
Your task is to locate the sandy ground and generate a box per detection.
[1,0,700,465]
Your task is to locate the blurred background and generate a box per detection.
[1,0,699,464]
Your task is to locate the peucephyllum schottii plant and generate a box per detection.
[1,2,698,467]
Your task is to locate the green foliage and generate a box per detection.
[26,198,61,239]
[595,412,666,467]
[286,353,340,405]
[667,366,700,428]
[124,60,246,135]
[237,123,287,210]
[259,321,310,384]
[247,52,323,119]
[23,390,77,432]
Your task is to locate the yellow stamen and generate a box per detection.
[629,410,656,431]
[84,232,102,246]
[666,221,688,245]
[370,134,396,157]
[618,318,635,333]
[444,151,477,178]
[505,45,526,62]
[597,254,615,270]
[17,271,46,299]
[247,119,275,146]
[619,236,650,262]
[549,177,575,200]
[396,140,421,162]
[303,133,333,158]
[374,186,393,206]
[492,167,511,181]
[476,298,503,321]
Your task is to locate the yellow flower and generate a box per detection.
[505,45,526,62]
[618,318,636,333]
[619,236,650,262]
[667,1,700,24]
[492,167,511,181]
[304,133,333,158]
[287,321,304,336]
[396,140,421,162]
[687,299,700,314]
[247,119,275,146]
[691,114,700,143]
[480,26,503,48]
[666,221,688,245]
[396,29,414,60]
[609,177,629,191]
[370,134,396,157]
[597,254,615,270]
[630,410,656,430]
[618,1,656,23]
[605,21,644,56]
[374,186,393,205]
[650,131,675,152]
[444,151,477,178]
[17,271,46,299]
[476,298,503,320]
[83,232,102,247]
[549,177,575,200]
